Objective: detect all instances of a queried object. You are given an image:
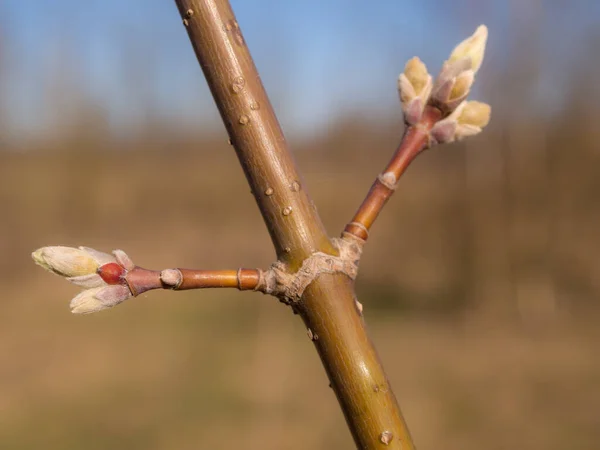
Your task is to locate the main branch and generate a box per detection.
[174,0,415,448]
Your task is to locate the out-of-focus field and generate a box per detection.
[1,100,600,449]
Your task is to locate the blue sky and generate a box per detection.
[1,1,599,140]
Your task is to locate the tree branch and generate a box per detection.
[344,25,491,242]
[126,267,262,294]
[175,0,335,268]
[31,246,267,313]
[173,0,416,448]
[344,105,442,241]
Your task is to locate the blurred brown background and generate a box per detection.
[1,1,599,449]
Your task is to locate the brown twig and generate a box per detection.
[344,105,442,241]
[124,267,261,295]
[173,0,416,448]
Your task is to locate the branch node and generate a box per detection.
[379,431,394,445]
[236,268,243,290]
[259,237,363,304]
[160,269,183,289]
[377,172,398,190]
[346,222,370,240]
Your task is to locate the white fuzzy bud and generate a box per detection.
[430,100,491,144]
[70,285,132,314]
[448,25,488,73]
[398,57,433,124]
[431,25,488,113]
[32,246,107,278]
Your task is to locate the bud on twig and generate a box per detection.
[70,285,132,314]
[32,246,265,314]
[398,57,432,124]
[32,246,110,278]
[447,24,488,73]
[32,246,134,314]
[431,25,488,113]
[430,100,491,144]
[394,24,491,149]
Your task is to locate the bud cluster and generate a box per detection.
[397,25,491,143]
[32,246,135,314]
